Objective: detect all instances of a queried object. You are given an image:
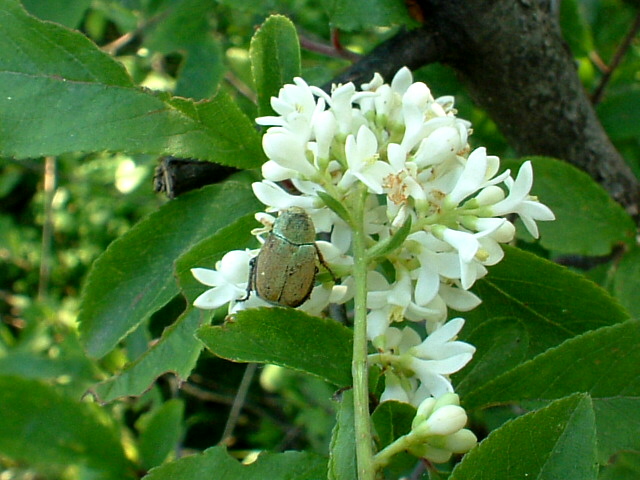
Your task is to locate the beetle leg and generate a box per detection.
[239,256,257,302]
[314,244,337,283]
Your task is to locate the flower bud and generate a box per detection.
[424,405,467,436]
[444,428,478,453]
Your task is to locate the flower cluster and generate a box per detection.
[192,67,553,422]
[374,393,478,467]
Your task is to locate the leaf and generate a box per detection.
[0,376,131,480]
[175,213,259,303]
[138,399,185,470]
[613,245,640,320]
[197,308,353,387]
[0,0,264,165]
[142,0,223,99]
[79,182,261,358]
[89,307,210,403]
[370,401,417,477]
[463,320,640,463]
[450,394,598,480]
[143,445,327,480]
[455,246,628,393]
[318,191,351,224]
[597,89,640,142]
[323,0,415,31]
[599,451,640,480]
[366,216,411,261]
[328,389,357,480]
[21,0,91,28]
[371,401,415,448]
[250,15,301,116]
[502,157,635,255]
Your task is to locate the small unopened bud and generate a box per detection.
[444,428,478,453]
[412,397,437,429]
[475,185,505,205]
[424,405,467,436]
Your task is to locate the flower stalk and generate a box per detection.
[350,189,376,479]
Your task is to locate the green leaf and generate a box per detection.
[455,246,628,393]
[324,0,415,31]
[21,0,91,28]
[175,213,259,303]
[328,389,357,480]
[599,451,640,480]
[370,401,417,477]
[143,0,223,99]
[371,401,415,448]
[502,157,635,255]
[79,182,261,358]
[559,0,594,57]
[89,214,261,401]
[0,0,263,166]
[613,245,640,320]
[138,399,185,470]
[0,376,131,479]
[451,394,598,480]
[317,191,352,224]
[597,89,640,142]
[197,308,353,387]
[366,216,411,261]
[143,445,327,480]
[250,15,301,116]
[463,320,640,463]
[89,307,210,402]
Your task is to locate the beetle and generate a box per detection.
[246,207,331,307]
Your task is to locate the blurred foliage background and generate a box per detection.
[1,0,639,477]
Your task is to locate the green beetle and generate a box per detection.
[247,207,329,307]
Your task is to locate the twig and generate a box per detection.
[219,362,258,445]
[299,31,361,62]
[591,10,640,105]
[38,156,56,301]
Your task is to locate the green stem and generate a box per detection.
[373,433,414,470]
[351,189,376,480]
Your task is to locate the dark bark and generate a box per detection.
[332,0,640,219]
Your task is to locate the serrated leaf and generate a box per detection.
[613,245,640,319]
[21,0,91,28]
[89,307,210,403]
[0,0,263,165]
[324,0,414,31]
[503,157,635,255]
[197,308,353,387]
[464,321,640,463]
[138,399,185,470]
[455,246,628,393]
[250,15,301,116]
[328,389,356,480]
[79,182,261,358]
[143,445,327,480]
[0,376,131,479]
[451,394,597,480]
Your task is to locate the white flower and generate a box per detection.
[490,161,555,237]
[371,318,475,405]
[338,125,394,194]
[192,250,256,310]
